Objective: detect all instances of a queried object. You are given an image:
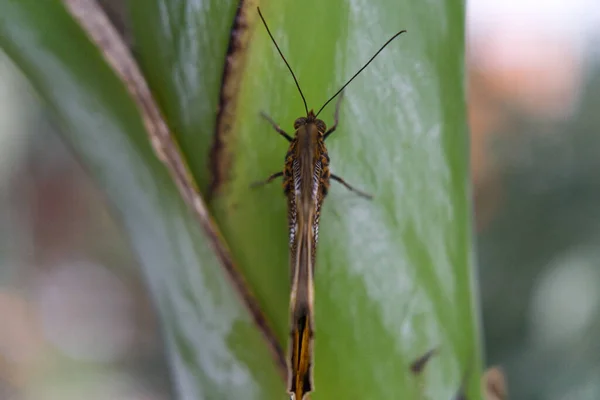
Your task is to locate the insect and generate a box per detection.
[253,7,406,400]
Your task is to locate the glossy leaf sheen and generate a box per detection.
[0,1,282,399]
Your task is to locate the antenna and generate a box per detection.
[315,30,407,117]
[257,7,309,116]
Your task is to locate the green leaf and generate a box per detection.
[131,0,482,398]
[208,0,481,397]
[0,1,282,399]
[0,0,482,398]
[129,0,241,191]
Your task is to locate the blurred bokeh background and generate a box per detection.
[1,0,600,399]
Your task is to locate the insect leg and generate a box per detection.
[260,112,293,142]
[330,174,373,199]
[323,90,345,140]
[250,171,284,189]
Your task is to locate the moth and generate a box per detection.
[253,7,405,399]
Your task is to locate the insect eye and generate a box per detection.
[294,117,306,129]
[316,120,327,133]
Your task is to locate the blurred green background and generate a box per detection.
[1,0,600,399]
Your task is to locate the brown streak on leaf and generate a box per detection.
[61,0,286,379]
[208,0,258,198]
[410,347,438,375]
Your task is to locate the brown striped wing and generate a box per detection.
[284,122,330,400]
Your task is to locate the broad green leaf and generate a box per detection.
[0,0,481,398]
[0,2,282,399]
[132,0,482,399]
[214,0,481,398]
